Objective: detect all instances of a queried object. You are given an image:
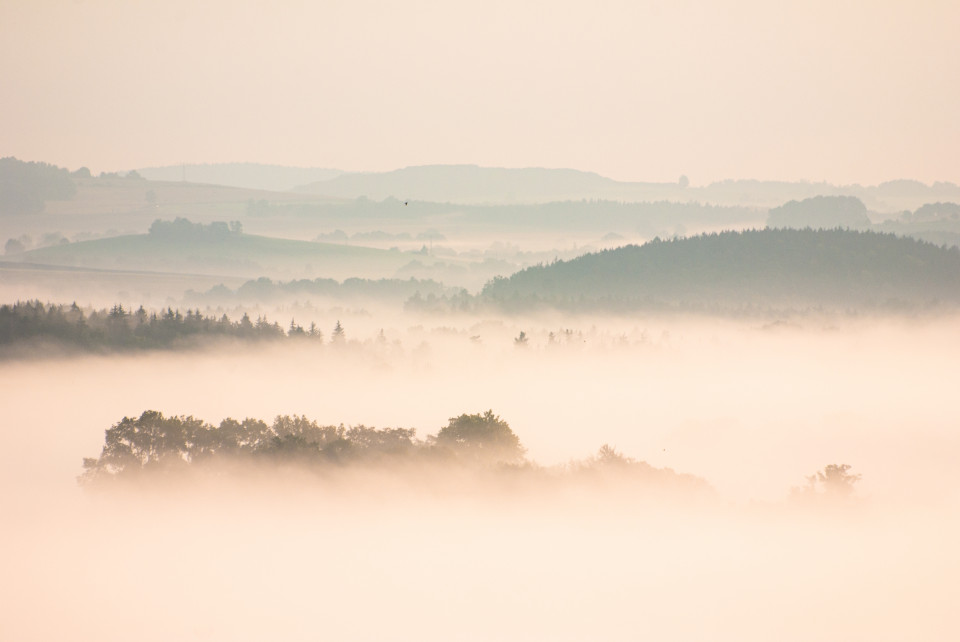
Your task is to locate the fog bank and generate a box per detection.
[2,315,958,640]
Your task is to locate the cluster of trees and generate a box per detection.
[0,301,342,352]
[899,202,960,223]
[791,464,862,504]
[315,229,446,243]
[189,276,461,305]
[80,410,525,482]
[0,157,76,215]
[80,411,420,483]
[148,217,243,241]
[479,228,960,312]
[78,409,712,496]
[4,231,70,255]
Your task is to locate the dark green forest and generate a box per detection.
[0,301,326,352]
[480,228,960,311]
[79,409,710,495]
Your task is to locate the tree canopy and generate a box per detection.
[434,410,525,465]
[79,410,713,498]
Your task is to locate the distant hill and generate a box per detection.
[767,195,871,229]
[294,164,960,212]
[0,157,76,215]
[901,202,960,223]
[15,219,446,281]
[872,202,960,249]
[136,163,343,192]
[481,228,960,312]
[294,164,670,204]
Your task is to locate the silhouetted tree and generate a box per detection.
[792,463,861,502]
[435,410,525,465]
[331,320,345,343]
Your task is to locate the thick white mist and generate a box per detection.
[1,314,958,641]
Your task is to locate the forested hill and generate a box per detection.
[480,229,960,311]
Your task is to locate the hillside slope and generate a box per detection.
[481,229,960,311]
[295,164,664,204]
[16,228,441,281]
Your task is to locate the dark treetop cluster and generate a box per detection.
[79,409,711,496]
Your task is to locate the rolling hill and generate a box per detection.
[481,228,960,312]
[294,164,960,212]
[15,224,446,282]
[135,163,343,192]
[294,164,671,204]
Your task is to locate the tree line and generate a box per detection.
[0,301,343,352]
[148,217,243,241]
[187,275,461,306]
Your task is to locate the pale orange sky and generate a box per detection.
[1,0,957,185]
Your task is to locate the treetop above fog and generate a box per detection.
[435,410,526,465]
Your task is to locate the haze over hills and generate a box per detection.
[14,218,447,282]
[6,2,960,640]
[292,164,960,212]
[5,158,960,247]
[1,170,342,248]
[294,164,651,204]
[136,163,343,193]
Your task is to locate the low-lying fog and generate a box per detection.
[2,314,958,641]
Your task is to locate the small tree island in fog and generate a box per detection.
[80,409,857,506]
[80,409,714,497]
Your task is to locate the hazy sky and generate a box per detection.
[2,0,957,185]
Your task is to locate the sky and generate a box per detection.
[1,0,958,185]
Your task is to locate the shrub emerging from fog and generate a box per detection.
[791,463,862,505]
[563,444,709,494]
